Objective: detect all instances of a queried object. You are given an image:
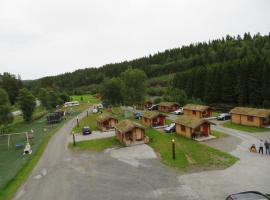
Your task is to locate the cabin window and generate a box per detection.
[192,111,196,115]
[247,116,254,122]
[181,125,186,132]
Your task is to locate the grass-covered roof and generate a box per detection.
[115,119,144,133]
[97,113,117,123]
[183,104,209,112]
[142,111,166,119]
[230,107,270,118]
[175,115,209,129]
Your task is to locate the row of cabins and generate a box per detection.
[95,104,270,146]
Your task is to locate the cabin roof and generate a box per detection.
[97,114,117,123]
[115,119,144,133]
[142,111,166,119]
[183,104,210,112]
[230,107,270,118]
[175,115,210,129]
[158,102,179,107]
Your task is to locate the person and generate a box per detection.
[23,143,32,155]
[258,139,264,154]
[250,144,257,153]
[264,139,270,155]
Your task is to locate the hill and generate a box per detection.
[26,32,270,107]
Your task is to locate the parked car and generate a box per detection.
[172,107,183,115]
[164,123,176,133]
[148,104,158,111]
[134,112,142,119]
[226,191,270,200]
[217,113,231,120]
[82,126,91,135]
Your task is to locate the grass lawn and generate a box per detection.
[69,137,122,151]
[212,112,221,117]
[146,128,238,171]
[211,130,228,139]
[70,94,100,104]
[223,121,269,133]
[0,104,89,200]
[72,113,99,133]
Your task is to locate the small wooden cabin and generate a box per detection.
[158,102,179,112]
[230,107,270,127]
[141,111,166,127]
[97,114,118,131]
[183,104,211,118]
[175,115,212,139]
[115,119,149,146]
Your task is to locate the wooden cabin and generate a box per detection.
[230,107,270,127]
[175,115,212,139]
[183,104,211,118]
[141,111,166,127]
[115,119,149,146]
[97,114,118,131]
[158,102,179,112]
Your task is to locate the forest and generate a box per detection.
[18,32,270,107]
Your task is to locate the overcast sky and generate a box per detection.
[0,0,269,80]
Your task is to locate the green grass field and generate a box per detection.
[223,121,269,133]
[146,128,238,171]
[70,95,100,104]
[69,137,122,151]
[0,101,92,200]
[212,112,221,118]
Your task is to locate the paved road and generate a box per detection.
[14,111,270,200]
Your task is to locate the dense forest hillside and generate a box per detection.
[26,32,270,107]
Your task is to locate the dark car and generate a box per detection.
[134,112,142,119]
[82,126,91,135]
[217,113,231,120]
[164,123,176,133]
[148,104,158,111]
[226,191,270,200]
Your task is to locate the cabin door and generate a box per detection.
[203,124,208,136]
[135,129,142,140]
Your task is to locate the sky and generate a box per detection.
[0,0,269,80]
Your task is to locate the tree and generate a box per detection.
[0,73,23,105]
[38,88,51,110]
[163,88,188,105]
[17,88,36,122]
[100,77,123,105]
[120,68,147,105]
[0,88,13,127]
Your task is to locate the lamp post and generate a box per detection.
[72,131,76,146]
[172,139,176,160]
[76,116,79,127]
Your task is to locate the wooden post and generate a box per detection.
[172,139,176,160]
[8,135,10,150]
[76,116,79,127]
[87,110,89,117]
[72,132,76,146]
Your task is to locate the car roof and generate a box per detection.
[230,191,270,200]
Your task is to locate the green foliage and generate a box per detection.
[38,88,51,110]
[163,88,188,105]
[153,97,162,104]
[146,87,166,96]
[17,88,36,122]
[100,77,123,105]
[120,68,147,105]
[0,88,13,127]
[0,73,23,105]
